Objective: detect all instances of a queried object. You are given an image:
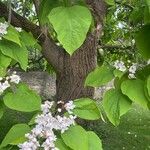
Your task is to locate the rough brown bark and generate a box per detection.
[56,33,97,102]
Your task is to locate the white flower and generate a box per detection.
[0,22,8,37]
[64,100,76,114]
[15,27,22,32]
[114,60,126,72]
[129,63,137,74]
[128,63,137,79]
[41,101,54,114]
[10,74,21,84]
[128,73,136,79]
[147,59,150,65]
[2,81,10,90]
[0,83,4,94]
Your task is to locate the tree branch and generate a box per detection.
[0,1,40,38]
[0,1,64,72]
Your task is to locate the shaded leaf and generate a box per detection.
[73,98,101,120]
[103,89,132,126]
[85,65,114,87]
[121,79,149,109]
[0,124,30,148]
[0,40,28,70]
[135,25,150,59]
[3,83,41,112]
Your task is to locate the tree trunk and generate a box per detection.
[56,33,97,102]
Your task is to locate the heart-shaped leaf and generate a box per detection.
[48,5,92,54]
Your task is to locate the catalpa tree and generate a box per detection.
[0,0,150,150]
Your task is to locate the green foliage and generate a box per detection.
[103,89,132,126]
[3,26,21,46]
[3,83,41,112]
[121,79,149,109]
[85,65,114,87]
[146,75,150,98]
[87,131,103,150]
[105,0,115,5]
[73,98,101,120]
[48,5,92,54]
[55,138,71,150]
[61,125,88,150]
[0,51,11,77]
[0,124,30,148]
[0,101,4,119]
[135,25,150,59]
[0,40,28,70]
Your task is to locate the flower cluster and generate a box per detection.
[18,100,76,150]
[113,60,138,79]
[128,63,137,79]
[0,71,21,95]
[113,60,126,72]
[0,22,8,40]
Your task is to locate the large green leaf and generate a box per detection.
[103,89,132,126]
[61,125,88,150]
[3,83,41,112]
[73,98,101,120]
[135,25,150,59]
[3,26,21,46]
[87,131,103,150]
[85,65,114,87]
[0,40,28,70]
[0,124,30,148]
[48,5,92,54]
[121,79,149,109]
[0,51,11,77]
[55,138,71,150]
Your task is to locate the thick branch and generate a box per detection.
[0,1,40,38]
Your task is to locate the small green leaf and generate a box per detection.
[0,40,28,70]
[73,98,101,120]
[3,26,21,46]
[121,79,149,109]
[61,125,88,150]
[113,69,125,78]
[85,65,114,87]
[105,0,115,5]
[55,138,71,150]
[103,89,132,126]
[48,5,92,54]
[3,83,41,112]
[0,51,11,77]
[0,124,30,148]
[135,25,150,59]
[87,131,103,150]
[20,31,37,47]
